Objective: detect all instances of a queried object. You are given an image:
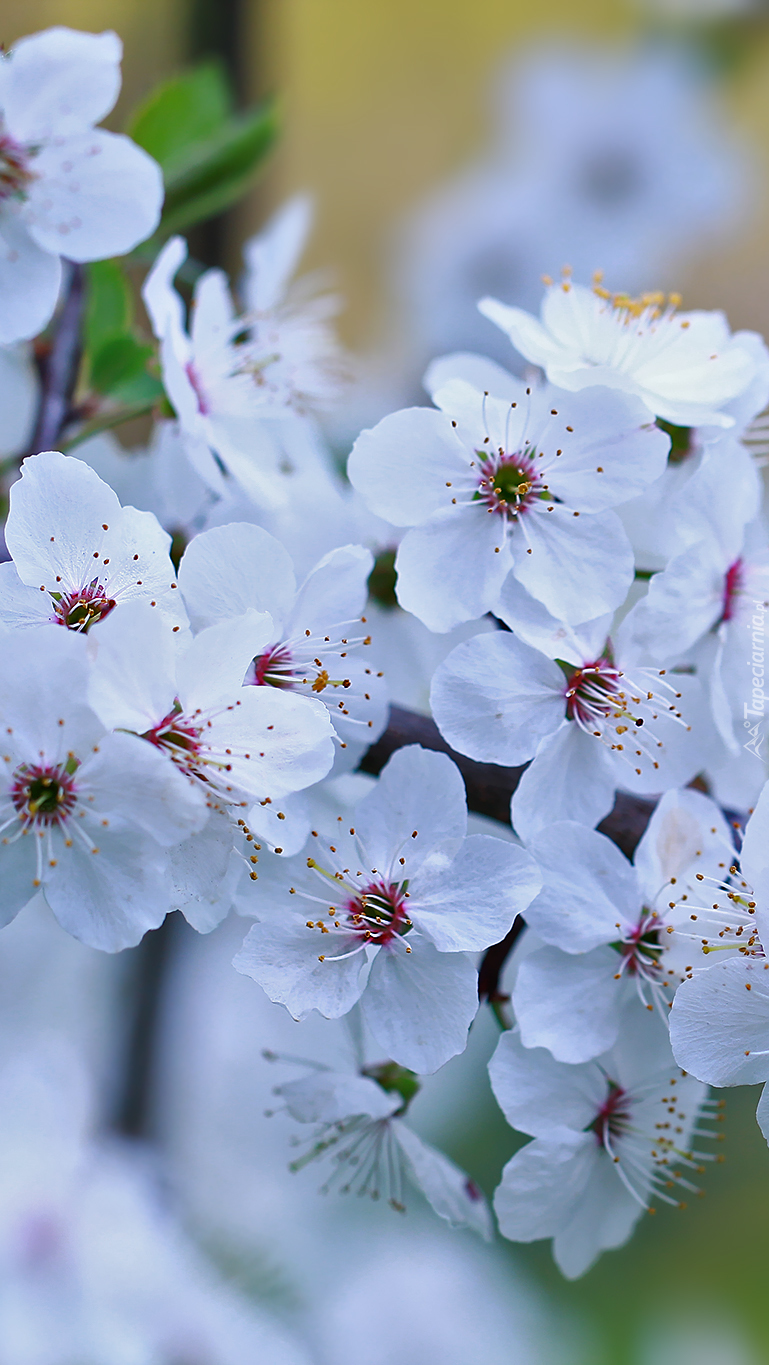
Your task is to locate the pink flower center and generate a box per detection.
[248,643,295,689]
[345,879,411,946]
[51,580,116,633]
[720,558,744,624]
[142,706,203,771]
[0,132,35,202]
[10,762,78,828]
[475,450,544,519]
[564,657,624,724]
[591,1082,631,1147]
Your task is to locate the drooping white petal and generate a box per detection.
[0,212,61,344]
[361,941,479,1073]
[0,344,38,457]
[393,1123,493,1240]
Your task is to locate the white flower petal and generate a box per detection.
[430,630,564,766]
[412,835,541,952]
[361,942,479,1073]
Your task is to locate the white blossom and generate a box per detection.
[0,27,163,344]
[430,604,709,842]
[480,278,761,428]
[348,373,667,629]
[234,745,541,1072]
[669,780,769,1140]
[511,790,736,1063]
[142,204,342,509]
[0,627,206,951]
[489,1023,717,1278]
[0,450,189,639]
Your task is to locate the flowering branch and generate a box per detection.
[360,704,658,1013]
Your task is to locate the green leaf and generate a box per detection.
[90,335,155,397]
[85,260,133,355]
[128,63,232,172]
[158,99,279,237]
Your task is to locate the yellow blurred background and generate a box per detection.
[5,0,769,347]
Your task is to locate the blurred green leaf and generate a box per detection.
[85,261,133,355]
[128,63,232,171]
[157,99,279,237]
[90,335,155,398]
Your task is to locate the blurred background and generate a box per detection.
[4,0,769,1361]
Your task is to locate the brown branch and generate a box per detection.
[29,261,86,456]
[359,706,658,1005]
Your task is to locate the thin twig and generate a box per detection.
[29,261,86,455]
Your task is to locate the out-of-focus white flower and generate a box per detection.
[0,627,206,950]
[489,1023,716,1278]
[0,451,189,639]
[271,1061,493,1238]
[480,279,762,428]
[396,45,749,377]
[430,603,709,841]
[0,1041,313,1365]
[0,27,163,344]
[235,745,541,1073]
[349,374,666,629]
[76,422,215,540]
[142,202,342,510]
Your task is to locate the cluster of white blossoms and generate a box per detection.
[4,23,769,1292]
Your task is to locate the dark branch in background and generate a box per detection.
[29,262,86,456]
[361,705,658,1007]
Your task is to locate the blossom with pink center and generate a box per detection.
[509,789,737,1064]
[430,602,710,842]
[234,745,541,1073]
[176,522,387,854]
[489,1023,717,1278]
[348,372,667,629]
[0,27,163,344]
[86,598,335,930]
[0,627,207,951]
[620,506,769,804]
[0,451,189,641]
